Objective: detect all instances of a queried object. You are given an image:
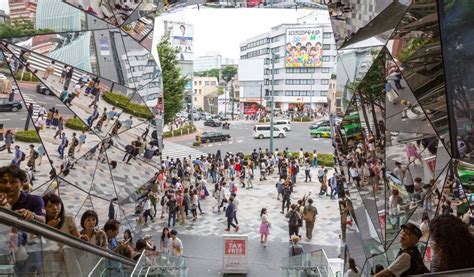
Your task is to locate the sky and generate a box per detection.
[154,7,330,61]
[0,0,9,14]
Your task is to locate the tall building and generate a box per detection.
[239,23,336,113]
[35,0,82,31]
[8,0,37,25]
[193,53,236,73]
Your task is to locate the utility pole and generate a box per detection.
[259,84,263,117]
[231,78,235,120]
[224,84,228,116]
[270,53,277,153]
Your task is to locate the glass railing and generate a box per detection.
[131,251,189,276]
[0,207,135,276]
[410,268,474,276]
[282,249,337,277]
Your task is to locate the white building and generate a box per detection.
[193,53,236,73]
[238,22,336,113]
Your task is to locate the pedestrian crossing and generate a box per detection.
[129,21,153,40]
[162,140,207,160]
[20,94,41,121]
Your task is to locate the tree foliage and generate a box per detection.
[221,65,237,83]
[194,68,220,82]
[0,20,54,38]
[157,38,188,124]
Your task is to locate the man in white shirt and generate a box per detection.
[170,229,183,256]
[375,223,428,276]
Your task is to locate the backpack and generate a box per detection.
[295,164,299,174]
[288,210,299,226]
[33,151,39,159]
[304,206,317,222]
[74,139,79,147]
[20,152,26,161]
[64,138,69,148]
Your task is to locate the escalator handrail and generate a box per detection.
[0,207,135,267]
[130,250,146,276]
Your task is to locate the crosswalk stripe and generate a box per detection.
[20,95,40,120]
[162,140,207,160]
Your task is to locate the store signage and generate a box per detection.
[223,235,248,274]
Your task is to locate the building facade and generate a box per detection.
[239,23,336,113]
[192,76,218,112]
[8,0,37,25]
[193,53,236,73]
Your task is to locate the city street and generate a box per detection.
[166,118,333,158]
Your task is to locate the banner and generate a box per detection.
[285,28,323,68]
[168,22,193,61]
[223,235,248,274]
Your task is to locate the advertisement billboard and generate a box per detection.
[285,28,323,68]
[168,22,193,61]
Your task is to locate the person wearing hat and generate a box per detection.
[375,223,429,276]
[288,235,304,256]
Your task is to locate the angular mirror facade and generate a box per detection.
[328,0,411,49]
[386,0,451,153]
[438,0,474,163]
[336,46,383,112]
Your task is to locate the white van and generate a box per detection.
[253,125,286,139]
[274,120,291,131]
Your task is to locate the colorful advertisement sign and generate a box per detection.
[285,28,323,68]
[223,235,248,274]
[168,22,193,61]
[243,102,260,115]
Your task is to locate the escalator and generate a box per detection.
[0,207,135,276]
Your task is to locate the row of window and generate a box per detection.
[193,81,217,86]
[264,69,280,75]
[240,37,270,51]
[285,79,315,85]
[284,91,328,97]
[241,48,270,59]
[285,67,331,73]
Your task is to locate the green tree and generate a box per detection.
[157,38,188,124]
[221,65,237,82]
[0,20,54,38]
[194,68,220,82]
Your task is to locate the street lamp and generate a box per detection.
[269,52,278,153]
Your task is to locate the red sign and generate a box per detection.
[225,239,246,255]
[247,0,263,7]
[243,102,259,115]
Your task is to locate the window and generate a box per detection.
[321,79,329,85]
[323,32,332,39]
[211,81,216,85]
[322,44,331,50]
[285,79,315,85]
[320,91,328,96]
[194,81,197,85]
[204,81,209,85]
[199,81,202,85]
[322,56,330,62]
[286,68,316,73]
[194,97,197,101]
[194,89,197,93]
[199,89,202,94]
[322,68,330,73]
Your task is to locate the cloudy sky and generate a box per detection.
[154,7,330,61]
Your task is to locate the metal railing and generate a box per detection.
[282,249,336,277]
[0,207,136,268]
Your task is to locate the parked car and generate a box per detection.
[274,120,291,131]
[253,125,286,139]
[0,99,22,112]
[196,131,231,143]
[204,119,222,127]
[36,84,53,96]
[311,126,332,138]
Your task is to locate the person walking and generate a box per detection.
[4,130,13,153]
[259,208,270,247]
[344,258,360,277]
[303,198,318,241]
[281,182,292,214]
[170,229,183,257]
[231,192,239,226]
[224,197,239,232]
[142,195,154,225]
[58,133,68,159]
[167,195,177,228]
[304,158,311,182]
[286,204,301,239]
[11,145,24,167]
[77,131,87,153]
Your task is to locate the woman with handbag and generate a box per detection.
[259,208,270,247]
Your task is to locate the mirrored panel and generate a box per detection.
[386,0,450,153]
[438,0,474,162]
[328,0,411,49]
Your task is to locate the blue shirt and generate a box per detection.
[12,191,45,217]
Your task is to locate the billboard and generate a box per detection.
[168,22,193,61]
[285,28,323,68]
